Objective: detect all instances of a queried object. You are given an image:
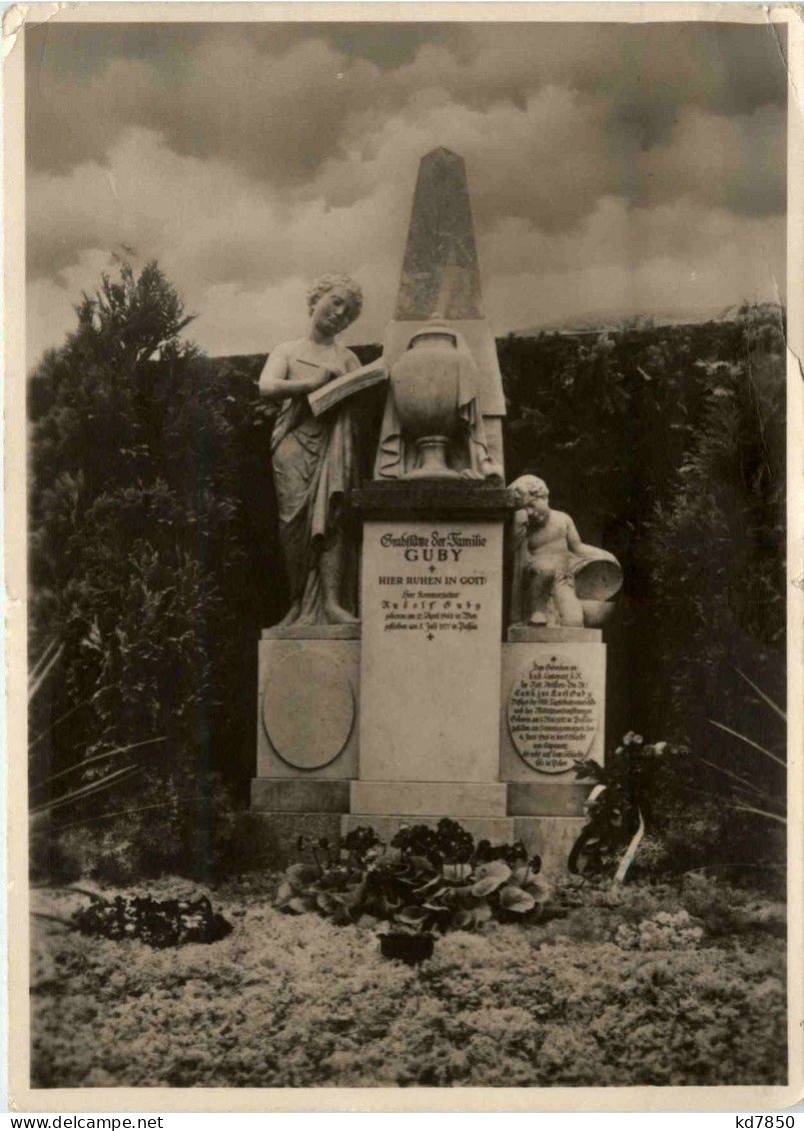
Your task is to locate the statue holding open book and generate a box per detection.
[258,273,378,627]
[259,273,502,627]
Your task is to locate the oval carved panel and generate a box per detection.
[262,649,355,771]
[508,652,598,774]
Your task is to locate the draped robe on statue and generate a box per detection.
[270,391,359,621]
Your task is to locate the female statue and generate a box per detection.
[259,274,364,626]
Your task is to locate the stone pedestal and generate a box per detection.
[251,506,609,873]
[251,626,359,859]
[345,481,513,838]
[501,626,605,873]
[501,627,605,785]
[251,555,608,873]
[255,626,360,784]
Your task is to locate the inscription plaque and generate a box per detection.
[508,652,599,773]
[360,518,502,782]
[373,529,490,639]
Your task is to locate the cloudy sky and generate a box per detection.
[26,19,787,365]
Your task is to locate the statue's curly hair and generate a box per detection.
[510,474,549,506]
[306,273,363,323]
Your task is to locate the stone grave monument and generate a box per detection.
[252,148,622,874]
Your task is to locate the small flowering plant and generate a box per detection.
[614,909,704,951]
[71,892,233,948]
[275,818,550,935]
[569,732,680,879]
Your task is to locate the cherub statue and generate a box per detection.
[509,475,622,627]
[258,273,364,627]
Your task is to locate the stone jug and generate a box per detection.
[572,552,623,627]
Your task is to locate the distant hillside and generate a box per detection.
[513,302,785,338]
[210,344,383,373]
[209,306,786,365]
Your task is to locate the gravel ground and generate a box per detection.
[30,874,787,1089]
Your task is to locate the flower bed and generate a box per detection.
[30,874,786,1089]
[276,821,550,938]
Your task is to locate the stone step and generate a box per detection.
[507,625,601,643]
[507,781,591,817]
[251,778,350,813]
[252,778,593,818]
[350,780,507,817]
[342,814,515,845]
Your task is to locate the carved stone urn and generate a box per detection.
[388,322,472,479]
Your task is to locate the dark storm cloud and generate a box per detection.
[315,23,461,69]
[25,19,789,364]
[26,22,786,187]
[26,26,384,182]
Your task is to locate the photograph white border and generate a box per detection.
[5,2,802,1112]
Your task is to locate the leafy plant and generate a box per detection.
[643,312,785,744]
[706,667,786,827]
[275,819,550,935]
[28,259,257,878]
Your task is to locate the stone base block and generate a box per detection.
[342,814,515,845]
[251,778,350,813]
[513,816,587,879]
[244,811,587,875]
[262,624,360,640]
[508,626,601,643]
[350,780,507,817]
[507,781,591,817]
[352,479,513,520]
[246,812,345,869]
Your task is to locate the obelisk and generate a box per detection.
[345,147,514,843]
[375,147,506,476]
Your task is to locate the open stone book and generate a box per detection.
[307,359,389,417]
